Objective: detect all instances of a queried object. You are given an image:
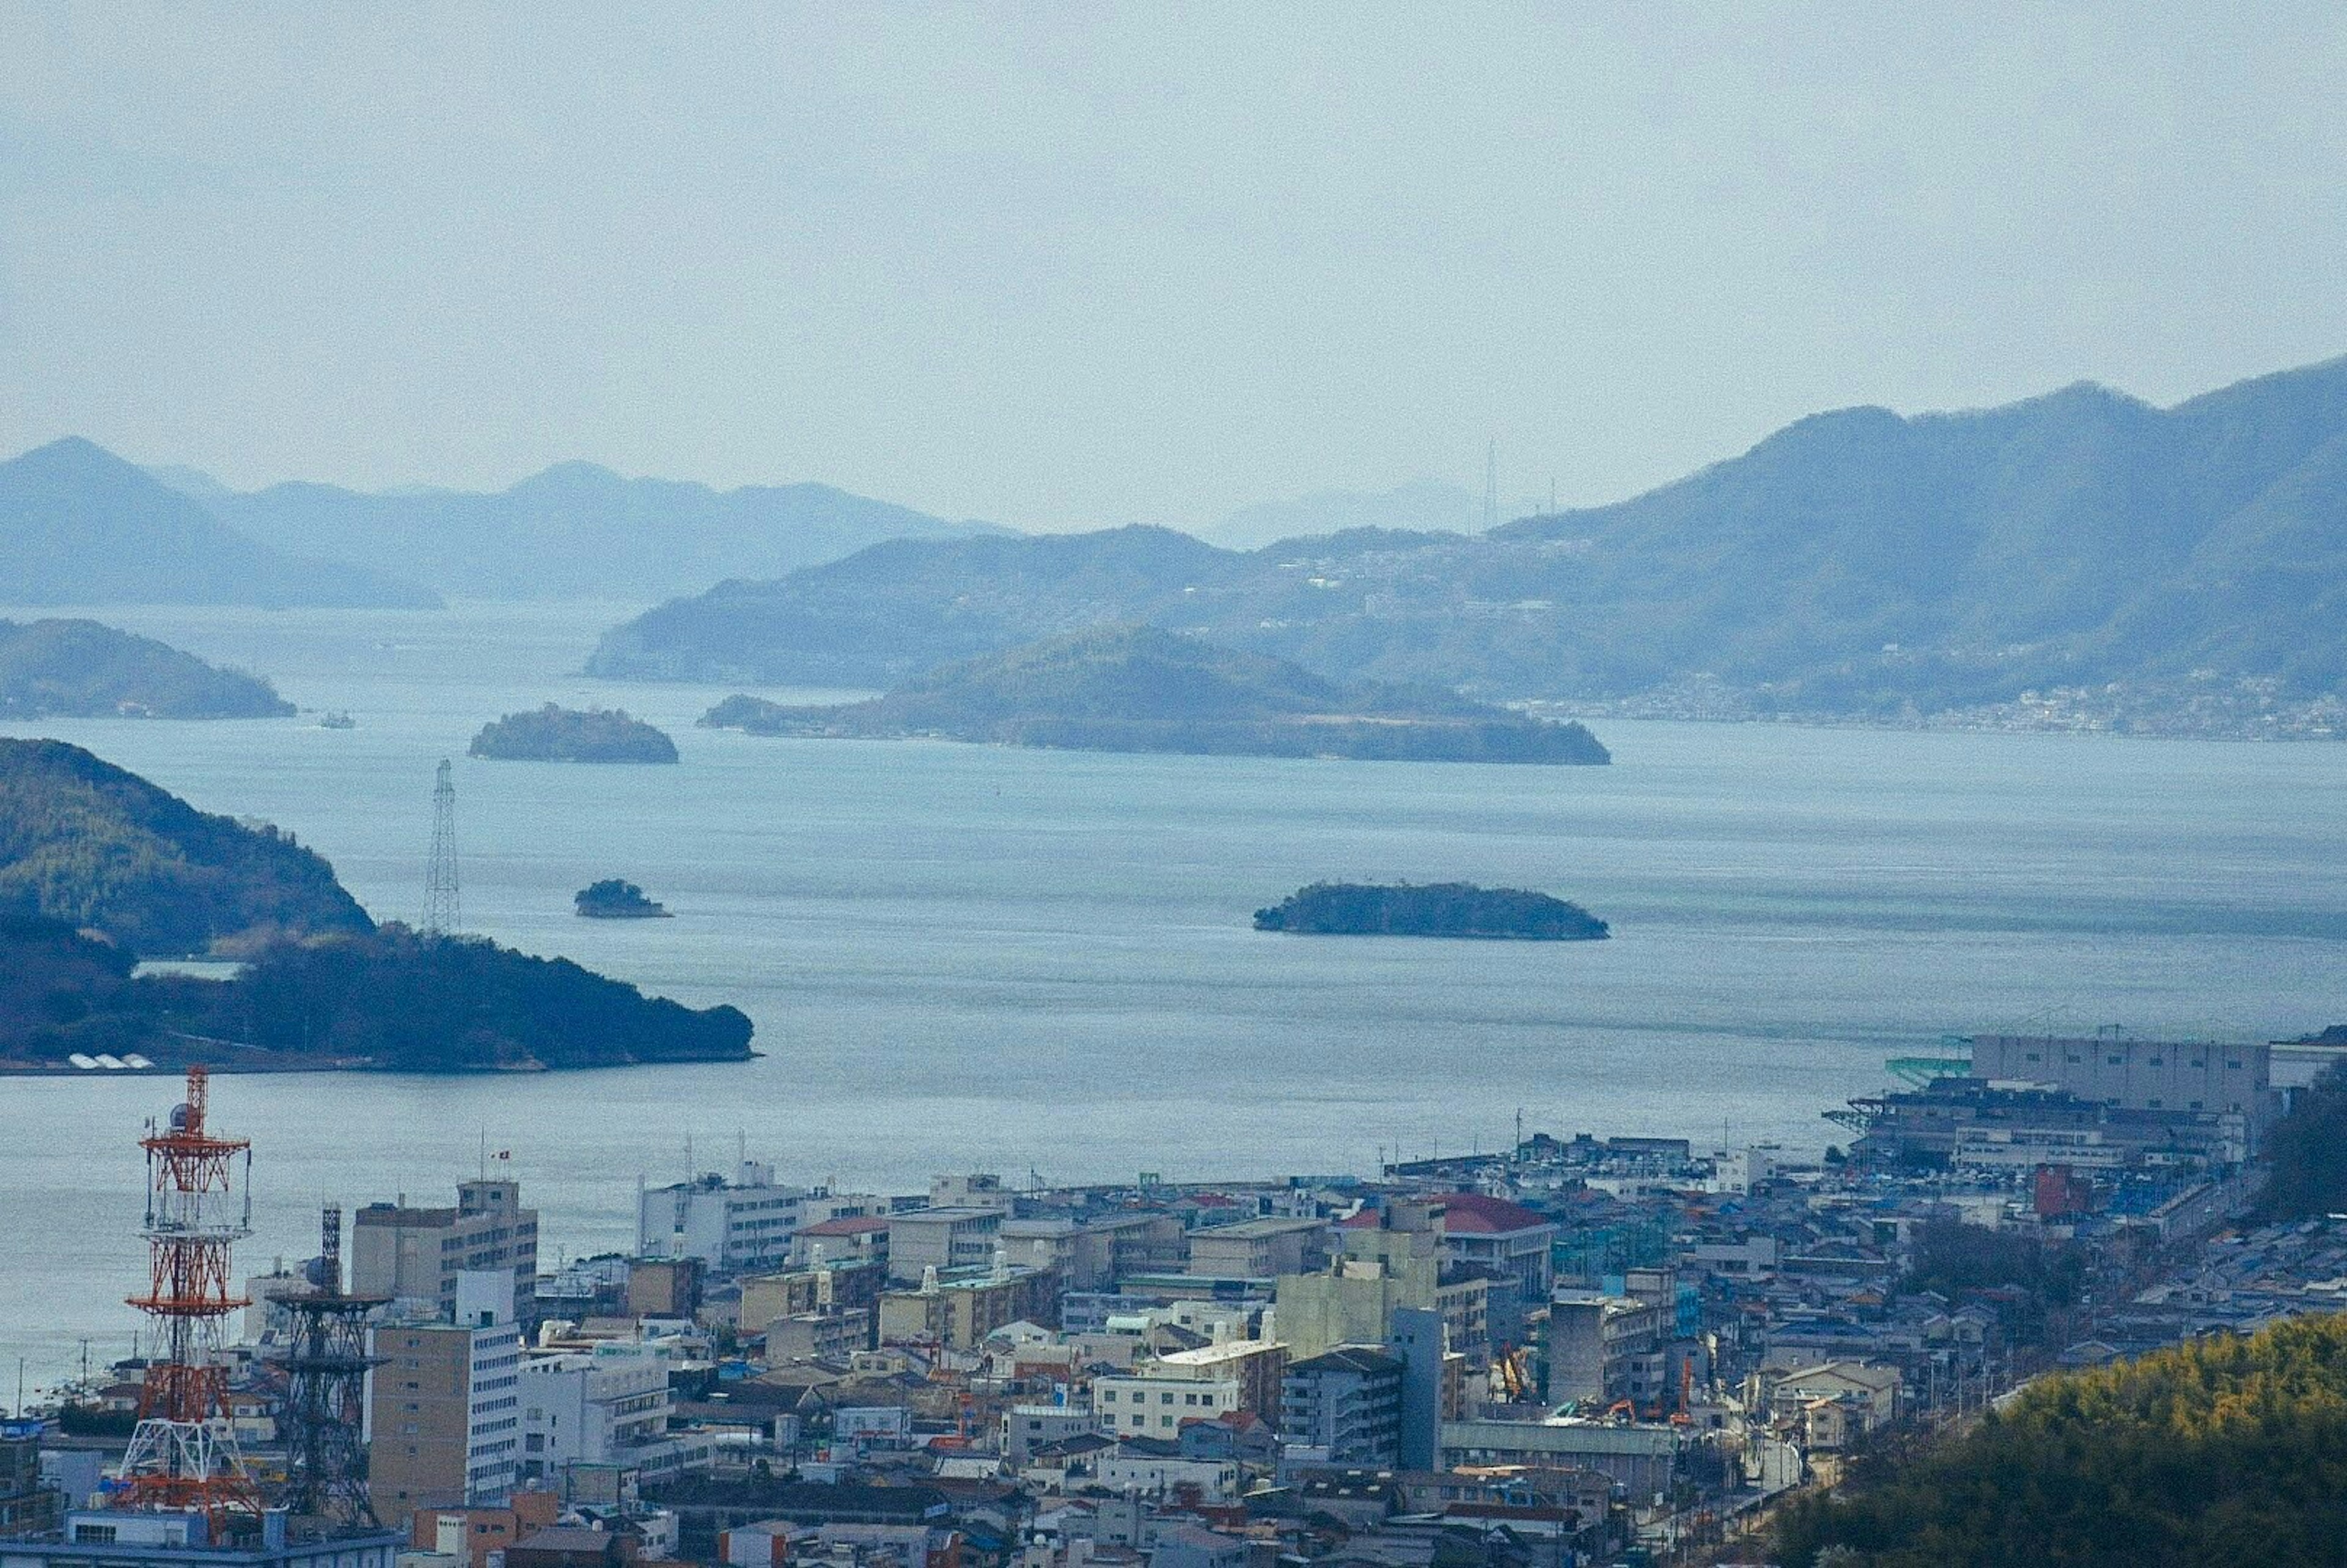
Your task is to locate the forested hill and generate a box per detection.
[590,357,2347,723]
[0,618,294,719]
[1773,1314,2347,1566]
[700,625,1610,764]
[0,739,372,955]
[0,438,439,609]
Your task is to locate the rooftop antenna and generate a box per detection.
[1483,441,1499,532]
[424,758,460,934]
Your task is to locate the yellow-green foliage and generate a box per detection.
[1776,1313,2347,1566]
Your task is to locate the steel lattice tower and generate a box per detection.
[425,758,460,934]
[280,1205,386,1526]
[114,1067,263,1541]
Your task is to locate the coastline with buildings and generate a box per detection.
[0,1025,2333,1567]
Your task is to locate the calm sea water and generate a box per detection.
[1,601,2342,1395]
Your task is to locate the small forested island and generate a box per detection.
[469,703,678,763]
[1254,881,1611,940]
[576,879,670,919]
[700,626,1609,765]
[0,618,293,719]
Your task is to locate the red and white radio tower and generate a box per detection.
[114,1066,263,1539]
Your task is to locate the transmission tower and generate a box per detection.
[1483,441,1499,532]
[424,758,460,934]
[114,1067,264,1543]
[280,1205,386,1526]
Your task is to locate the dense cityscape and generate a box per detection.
[4,1023,2339,1568]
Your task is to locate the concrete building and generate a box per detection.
[1414,1194,1559,1302]
[1093,1368,1244,1438]
[1002,1404,1102,1465]
[1275,1204,1442,1361]
[789,1215,892,1271]
[1971,1033,2278,1129]
[20,1513,401,1568]
[1184,1218,1324,1280]
[1146,1339,1288,1423]
[738,1261,886,1333]
[353,1180,539,1320]
[636,1166,884,1275]
[878,1268,1059,1350]
[365,1277,524,1525]
[407,1493,562,1568]
[1386,1307,1444,1473]
[886,1209,1004,1286]
[1547,1292,1666,1409]
[1439,1417,1687,1495]
[1279,1347,1403,1468]
[1001,1214,1186,1292]
[518,1343,714,1490]
[762,1311,872,1363]
[0,1422,62,1541]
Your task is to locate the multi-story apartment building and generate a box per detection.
[636,1165,884,1274]
[1185,1217,1326,1280]
[364,1272,523,1525]
[886,1208,1004,1285]
[1279,1347,1404,1467]
[353,1179,538,1320]
[1093,1369,1243,1438]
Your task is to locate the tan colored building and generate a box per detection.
[878,1267,1059,1350]
[1185,1217,1325,1279]
[365,1311,523,1526]
[353,1180,538,1319]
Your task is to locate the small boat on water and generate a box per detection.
[318,711,357,729]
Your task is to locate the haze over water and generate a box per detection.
[1,601,2340,1392]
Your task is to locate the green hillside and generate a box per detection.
[0,739,372,955]
[1774,1314,2347,1566]
[700,625,1609,764]
[0,618,293,719]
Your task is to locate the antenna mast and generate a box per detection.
[279,1203,386,1526]
[425,758,460,934]
[115,1067,263,1541]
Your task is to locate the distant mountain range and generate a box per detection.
[592,356,2347,724]
[194,458,1007,600]
[0,438,439,609]
[1,436,1007,607]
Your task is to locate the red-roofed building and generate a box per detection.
[1345,1194,1556,1299]
[790,1214,892,1269]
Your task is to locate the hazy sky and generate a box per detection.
[4,4,2343,532]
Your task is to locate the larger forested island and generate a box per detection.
[470,704,680,762]
[0,741,752,1071]
[592,356,2347,735]
[699,626,1610,764]
[0,618,295,719]
[1254,882,1611,939]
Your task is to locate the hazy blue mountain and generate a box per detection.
[1201,478,1482,549]
[0,439,441,609]
[591,357,2347,719]
[208,460,1009,600]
